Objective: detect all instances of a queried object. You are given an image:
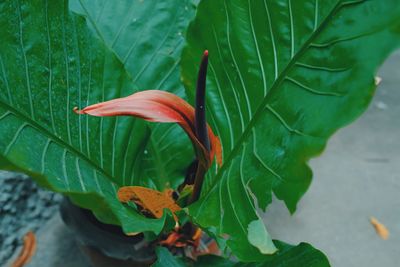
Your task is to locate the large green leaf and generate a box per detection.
[152,241,330,266]
[69,0,199,189]
[70,0,198,96]
[181,0,400,262]
[0,0,169,233]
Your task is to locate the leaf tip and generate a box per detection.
[117,186,133,203]
[247,219,277,255]
[73,107,84,115]
[374,76,382,86]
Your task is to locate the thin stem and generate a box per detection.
[188,163,207,204]
[178,159,198,192]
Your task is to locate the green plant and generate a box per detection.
[1,0,399,265]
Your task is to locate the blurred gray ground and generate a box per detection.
[0,172,61,266]
[3,51,400,266]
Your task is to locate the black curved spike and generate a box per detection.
[195,50,210,152]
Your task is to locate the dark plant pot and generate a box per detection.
[60,198,156,267]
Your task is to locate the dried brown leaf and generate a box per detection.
[11,231,36,267]
[370,217,389,240]
[117,186,181,219]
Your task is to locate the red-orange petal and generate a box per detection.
[74,90,222,168]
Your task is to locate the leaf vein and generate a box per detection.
[62,149,71,190]
[132,6,181,83]
[266,105,306,136]
[4,122,28,155]
[252,130,283,182]
[72,15,83,152]
[121,121,136,186]
[223,0,253,122]
[295,62,351,72]
[0,54,12,105]
[16,0,34,120]
[226,163,247,235]
[248,0,267,95]
[75,157,86,191]
[314,0,319,31]
[263,0,278,79]
[122,4,158,64]
[209,62,234,150]
[0,111,12,121]
[288,0,295,58]
[285,76,343,96]
[61,6,72,145]
[211,25,245,132]
[41,138,51,173]
[44,0,56,134]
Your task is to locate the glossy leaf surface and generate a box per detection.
[181,0,400,261]
[70,0,198,96]
[0,0,168,234]
[70,0,199,189]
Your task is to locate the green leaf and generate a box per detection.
[152,241,330,267]
[152,247,187,267]
[70,0,198,96]
[69,0,200,189]
[181,0,400,262]
[198,241,330,267]
[0,0,168,234]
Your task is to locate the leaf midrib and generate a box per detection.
[0,99,116,186]
[203,0,350,194]
[77,0,106,44]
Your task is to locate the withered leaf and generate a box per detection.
[12,231,36,267]
[117,186,181,219]
[370,216,389,240]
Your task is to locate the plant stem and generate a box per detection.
[188,163,207,204]
[178,159,198,192]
